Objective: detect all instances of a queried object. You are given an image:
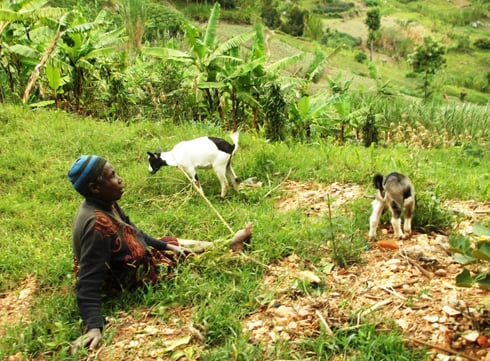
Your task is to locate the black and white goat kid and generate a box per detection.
[147,132,240,198]
[368,172,415,241]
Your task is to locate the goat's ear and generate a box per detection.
[157,146,162,153]
[147,151,155,158]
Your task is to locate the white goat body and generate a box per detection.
[368,172,415,241]
[147,132,240,197]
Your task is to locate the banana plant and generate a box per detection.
[44,58,68,104]
[0,0,65,37]
[288,92,336,141]
[0,0,66,100]
[185,3,256,119]
[1,1,126,106]
[330,95,369,143]
[142,3,254,121]
[305,43,342,84]
[53,10,126,109]
[324,73,372,143]
[140,3,335,134]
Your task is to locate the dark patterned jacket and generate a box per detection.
[72,197,176,330]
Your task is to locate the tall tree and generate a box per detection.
[365,7,380,62]
[281,6,307,37]
[261,0,281,29]
[408,36,446,100]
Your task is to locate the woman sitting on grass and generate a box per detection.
[67,155,251,354]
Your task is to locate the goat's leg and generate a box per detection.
[226,163,240,191]
[213,164,230,198]
[390,199,404,239]
[185,168,204,195]
[403,196,415,237]
[369,198,385,241]
[391,217,403,239]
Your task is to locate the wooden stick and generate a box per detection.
[359,298,392,319]
[315,310,334,336]
[378,285,407,300]
[263,168,292,199]
[407,338,481,361]
[239,254,271,269]
[405,256,434,279]
[177,165,235,235]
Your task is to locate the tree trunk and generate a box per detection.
[370,39,373,62]
[22,30,62,103]
[231,89,237,131]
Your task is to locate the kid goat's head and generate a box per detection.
[146,151,167,174]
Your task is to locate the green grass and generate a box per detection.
[0,104,489,359]
[300,323,427,360]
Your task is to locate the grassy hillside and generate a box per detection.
[208,0,490,104]
[0,104,489,359]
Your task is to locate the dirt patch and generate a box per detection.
[275,180,364,216]
[245,238,489,360]
[93,306,203,360]
[323,15,429,43]
[0,276,37,337]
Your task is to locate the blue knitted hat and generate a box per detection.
[68,155,107,194]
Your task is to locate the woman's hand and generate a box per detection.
[166,243,194,257]
[70,328,102,354]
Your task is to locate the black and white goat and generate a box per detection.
[147,132,240,198]
[368,172,415,241]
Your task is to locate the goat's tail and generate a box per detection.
[230,131,239,154]
[373,173,384,191]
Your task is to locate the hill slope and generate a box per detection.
[213,0,489,104]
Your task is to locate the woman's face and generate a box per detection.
[92,162,124,202]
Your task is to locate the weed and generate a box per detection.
[412,190,453,233]
[301,323,428,360]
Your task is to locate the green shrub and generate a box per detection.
[355,51,368,63]
[448,224,490,291]
[261,83,288,141]
[313,1,355,16]
[305,14,325,41]
[261,2,281,29]
[221,8,255,24]
[181,3,213,22]
[280,6,308,37]
[322,29,362,48]
[145,3,186,43]
[450,35,472,53]
[412,190,453,233]
[376,31,413,59]
[474,38,490,50]
[361,110,379,147]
